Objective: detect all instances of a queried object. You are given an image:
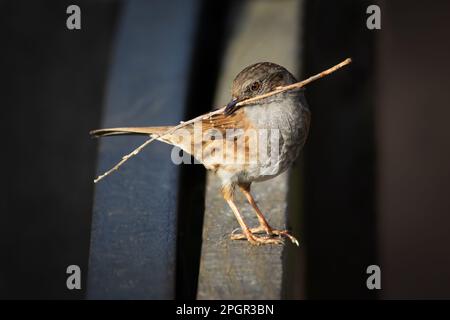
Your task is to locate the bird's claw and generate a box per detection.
[230,228,299,246]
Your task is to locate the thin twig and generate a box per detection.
[93,109,224,183]
[93,58,352,183]
[237,58,352,107]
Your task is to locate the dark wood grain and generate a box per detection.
[87,0,200,299]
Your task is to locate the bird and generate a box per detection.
[90,62,311,246]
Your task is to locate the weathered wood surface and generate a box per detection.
[197,0,305,300]
[87,0,200,299]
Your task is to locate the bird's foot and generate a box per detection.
[269,229,299,246]
[230,232,284,245]
[231,227,299,246]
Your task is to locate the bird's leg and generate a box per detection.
[222,185,283,245]
[239,184,273,234]
[226,199,283,245]
[232,184,299,246]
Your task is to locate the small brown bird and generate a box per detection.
[91,62,311,245]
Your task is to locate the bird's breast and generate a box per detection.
[237,91,310,182]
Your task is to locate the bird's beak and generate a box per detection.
[224,98,239,115]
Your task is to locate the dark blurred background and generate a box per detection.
[2,0,450,299]
[2,0,120,299]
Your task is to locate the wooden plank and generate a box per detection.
[87,0,200,299]
[197,0,305,300]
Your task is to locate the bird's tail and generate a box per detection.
[90,125,196,158]
[90,126,173,138]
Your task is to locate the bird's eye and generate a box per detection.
[250,81,260,91]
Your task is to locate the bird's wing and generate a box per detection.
[193,108,257,168]
[201,108,251,136]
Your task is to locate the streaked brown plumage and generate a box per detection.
[91,62,310,245]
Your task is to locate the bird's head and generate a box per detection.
[224,62,297,115]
